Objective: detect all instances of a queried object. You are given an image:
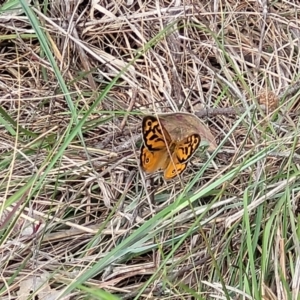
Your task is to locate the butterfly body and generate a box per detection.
[140,116,201,180]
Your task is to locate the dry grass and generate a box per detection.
[0,0,300,299]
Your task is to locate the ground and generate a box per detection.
[0,1,299,299]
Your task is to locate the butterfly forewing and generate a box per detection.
[141,116,172,174]
[175,134,201,163]
[164,134,201,180]
[142,116,172,151]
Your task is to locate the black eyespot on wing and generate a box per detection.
[142,116,157,133]
[140,144,152,170]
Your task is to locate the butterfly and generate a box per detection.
[140,115,201,180]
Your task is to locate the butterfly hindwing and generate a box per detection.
[140,143,168,173]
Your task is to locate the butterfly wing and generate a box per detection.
[140,144,169,173]
[164,134,201,180]
[142,116,172,150]
[140,116,172,173]
[164,155,187,180]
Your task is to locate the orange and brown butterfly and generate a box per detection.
[140,115,201,180]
